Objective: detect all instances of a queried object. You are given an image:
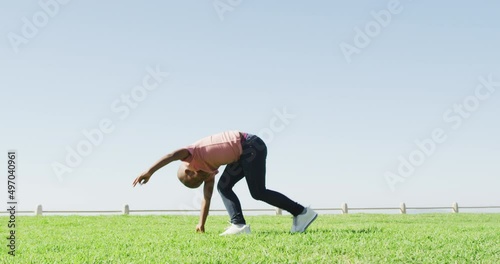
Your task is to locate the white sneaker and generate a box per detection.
[219,224,251,236]
[291,207,317,233]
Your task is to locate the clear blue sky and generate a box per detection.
[1,1,499,213]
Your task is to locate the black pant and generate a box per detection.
[217,134,304,225]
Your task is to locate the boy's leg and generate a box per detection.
[241,135,305,216]
[217,162,246,224]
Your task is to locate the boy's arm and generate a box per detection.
[196,176,215,233]
[132,148,190,187]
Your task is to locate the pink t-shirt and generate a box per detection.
[181,131,243,174]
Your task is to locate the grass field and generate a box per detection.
[1,213,499,263]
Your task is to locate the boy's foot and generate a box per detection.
[219,224,251,236]
[291,207,318,233]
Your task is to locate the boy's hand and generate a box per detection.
[196,224,205,233]
[133,171,152,187]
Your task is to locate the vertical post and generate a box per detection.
[35,204,43,216]
[341,203,348,214]
[123,204,129,215]
[400,202,406,214]
[275,207,282,216]
[452,202,459,213]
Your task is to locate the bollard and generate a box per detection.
[123,204,130,215]
[400,202,406,214]
[275,207,282,216]
[341,203,348,214]
[36,204,43,216]
[452,202,459,213]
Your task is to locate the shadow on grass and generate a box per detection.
[338,227,384,234]
[307,227,383,235]
[245,226,384,236]
[254,230,293,236]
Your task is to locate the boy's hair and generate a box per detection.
[177,163,202,189]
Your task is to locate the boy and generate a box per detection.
[132,131,317,235]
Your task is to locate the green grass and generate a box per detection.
[1,214,499,263]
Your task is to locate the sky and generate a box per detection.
[1,0,499,214]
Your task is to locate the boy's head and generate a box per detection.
[177,162,210,188]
